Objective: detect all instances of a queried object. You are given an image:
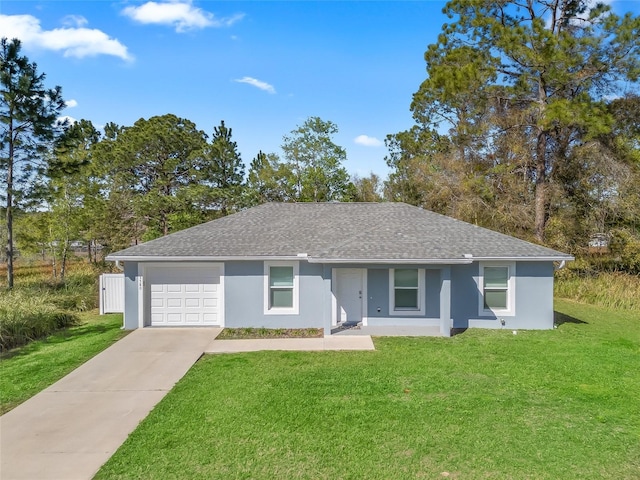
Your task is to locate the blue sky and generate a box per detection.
[2,1,639,178]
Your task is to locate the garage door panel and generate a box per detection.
[167,298,182,308]
[203,298,217,308]
[185,313,202,322]
[147,266,221,326]
[166,313,184,323]
[185,298,200,308]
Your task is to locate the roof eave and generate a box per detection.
[470,255,575,262]
[307,257,473,265]
[104,255,308,262]
[105,254,574,263]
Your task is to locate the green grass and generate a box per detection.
[0,312,127,414]
[96,299,640,479]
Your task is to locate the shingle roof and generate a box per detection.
[106,202,572,263]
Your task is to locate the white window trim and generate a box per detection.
[389,268,425,316]
[478,262,516,317]
[264,261,299,315]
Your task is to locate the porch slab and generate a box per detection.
[334,325,443,337]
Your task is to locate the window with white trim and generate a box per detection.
[264,262,299,314]
[389,268,425,316]
[478,262,515,316]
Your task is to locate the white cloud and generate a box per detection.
[65,99,78,108]
[61,15,88,28]
[56,115,77,126]
[122,1,244,33]
[354,135,383,147]
[235,77,276,94]
[545,0,613,29]
[0,14,132,61]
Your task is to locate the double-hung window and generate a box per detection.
[389,268,425,316]
[479,262,515,316]
[264,262,299,314]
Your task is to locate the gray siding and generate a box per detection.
[120,259,555,332]
[425,269,441,318]
[451,261,554,330]
[513,262,554,329]
[366,269,388,317]
[451,263,479,328]
[363,266,442,327]
[123,261,139,330]
[366,268,440,319]
[224,260,326,329]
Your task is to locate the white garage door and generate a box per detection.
[146,266,221,326]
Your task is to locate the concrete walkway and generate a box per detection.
[1,329,375,480]
[205,335,375,353]
[0,327,221,480]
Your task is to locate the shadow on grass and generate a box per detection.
[451,328,468,336]
[0,322,120,361]
[554,311,588,326]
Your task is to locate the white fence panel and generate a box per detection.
[100,273,124,314]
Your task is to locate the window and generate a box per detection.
[389,268,425,316]
[479,263,515,316]
[264,262,299,314]
[270,266,294,308]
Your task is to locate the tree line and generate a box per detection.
[2,38,369,286]
[384,0,640,270]
[3,0,640,287]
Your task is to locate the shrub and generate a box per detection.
[555,263,640,311]
[0,291,79,351]
[609,229,640,274]
[0,262,101,351]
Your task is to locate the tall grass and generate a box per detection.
[0,260,102,351]
[0,291,79,351]
[555,260,640,311]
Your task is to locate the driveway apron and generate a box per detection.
[0,327,221,480]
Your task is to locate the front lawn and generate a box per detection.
[97,299,639,479]
[0,312,127,414]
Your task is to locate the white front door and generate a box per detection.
[335,268,365,324]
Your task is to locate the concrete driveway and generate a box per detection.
[0,327,221,480]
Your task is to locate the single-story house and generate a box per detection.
[106,202,573,336]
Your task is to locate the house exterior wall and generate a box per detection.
[364,267,441,326]
[119,259,554,332]
[451,261,554,330]
[513,261,554,329]
[123,261,139,330]
[224,260,327,329]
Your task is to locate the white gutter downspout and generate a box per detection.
[554,260,566,271]
[114,260,124,271]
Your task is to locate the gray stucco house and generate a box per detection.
[106,202,573,336]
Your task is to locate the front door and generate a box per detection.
[335,268,365,324]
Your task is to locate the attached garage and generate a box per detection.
[145,264,223,326]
